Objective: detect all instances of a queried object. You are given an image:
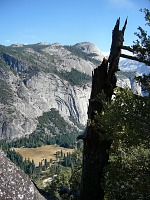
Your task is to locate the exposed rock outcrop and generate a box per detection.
[74,42,104,61]
[0,150,46,200]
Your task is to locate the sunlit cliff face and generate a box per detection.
[0,42,146,140]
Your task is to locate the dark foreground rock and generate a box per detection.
[0,150,46,200]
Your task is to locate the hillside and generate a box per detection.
[0,43,93,140]
[0,42,144,141]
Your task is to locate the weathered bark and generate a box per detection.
[79,18,127,200]
[79,59,111,200]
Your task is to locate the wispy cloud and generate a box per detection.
[5,39,11,43]
[108,0,134,8]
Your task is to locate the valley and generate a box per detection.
[13,144,74,166]
[0,41,149,200]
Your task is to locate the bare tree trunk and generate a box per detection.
[79,59,111,200]
[79,18,127,200]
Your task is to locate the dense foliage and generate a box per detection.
[101,7,150,199]
[0,139,82,200]
[9,131,80,149]
[85,6,150,199]
[132,8,150,65]
[132,6,150,96]
[57,68,92,86]
[7,108,82,148]
[7,149,36,176]
[46,148,82,200]
[8,125,81,149]
[93,88,150,199]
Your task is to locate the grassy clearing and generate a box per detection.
[14,145,74,166]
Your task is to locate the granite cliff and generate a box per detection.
[0,42,144,140]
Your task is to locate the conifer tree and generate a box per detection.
[103,5,150,200]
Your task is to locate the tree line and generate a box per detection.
[0,140,81,183]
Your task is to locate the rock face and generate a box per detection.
[0,150,46,200]
[116,72,142,95]
[0,42,144,140]
[0,70,91,140]
[74,42,104,61]
[0,43,94,140]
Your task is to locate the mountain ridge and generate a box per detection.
[0,42,147,141]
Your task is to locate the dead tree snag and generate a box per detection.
[79,18,127,200]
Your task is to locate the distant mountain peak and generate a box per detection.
[37,42,50,45]
[73,42,104,61]
[11,43,24,47]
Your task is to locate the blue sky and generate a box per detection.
[0,0,149,52]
